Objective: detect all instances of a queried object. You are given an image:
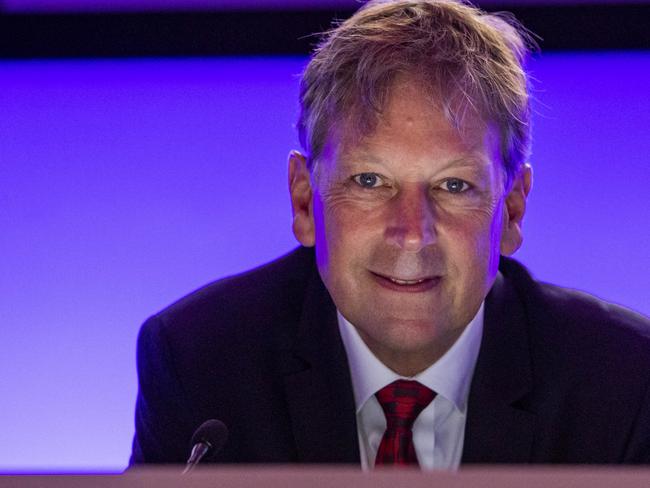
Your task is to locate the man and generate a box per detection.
[130,0,650,468]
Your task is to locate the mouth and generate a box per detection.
[370,271,440,293]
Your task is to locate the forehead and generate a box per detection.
[326,80,498,167]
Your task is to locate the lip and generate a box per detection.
[370,271,440,293]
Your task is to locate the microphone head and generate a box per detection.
[190,419,229,456]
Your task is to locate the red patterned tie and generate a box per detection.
[374,379,436,467]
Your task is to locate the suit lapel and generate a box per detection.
[462,270,536,463]
[281,266,360,464]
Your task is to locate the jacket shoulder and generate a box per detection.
[131,247,317,463]
[143,246,315,344]
[475,258,650,463]
[499,256,650,344]
[499,256,650,400]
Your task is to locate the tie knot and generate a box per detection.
[375,380,436,431]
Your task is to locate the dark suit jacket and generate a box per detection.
[130,246,650,465]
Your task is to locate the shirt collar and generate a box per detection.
[337,303,484,414]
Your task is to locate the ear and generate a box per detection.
[500,163,533,256]
[288,150,315,247]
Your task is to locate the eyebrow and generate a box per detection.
[336,150,493,174]
[336,153,383,170]
[439,157,493,173]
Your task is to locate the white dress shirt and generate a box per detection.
[337,304,484,470]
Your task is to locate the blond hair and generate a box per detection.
[297,0,534,186]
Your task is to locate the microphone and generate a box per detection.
[182,419,229,475]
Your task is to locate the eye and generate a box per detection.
[441,178,470,193]
[353,173,383,188]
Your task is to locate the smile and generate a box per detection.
[370,272,440,293]
[388,277,427,285]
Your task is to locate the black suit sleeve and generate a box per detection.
[129,315,194,464]
[623,376,650,463]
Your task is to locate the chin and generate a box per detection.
[373,316,448,348]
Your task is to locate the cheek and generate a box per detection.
[322,189,381,241]
[439,202,504,272]
[313,189,372,269]
[316,193,390,277]
[489,201,506,270]
[312,191,330,270]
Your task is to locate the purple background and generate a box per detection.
[2,0,361,11]
[4,0,650,13]
[1,53,649,472]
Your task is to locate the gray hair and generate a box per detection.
[297,0,534,187]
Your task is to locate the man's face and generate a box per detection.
[290,81,530,375]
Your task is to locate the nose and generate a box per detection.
[384,184,436,252]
